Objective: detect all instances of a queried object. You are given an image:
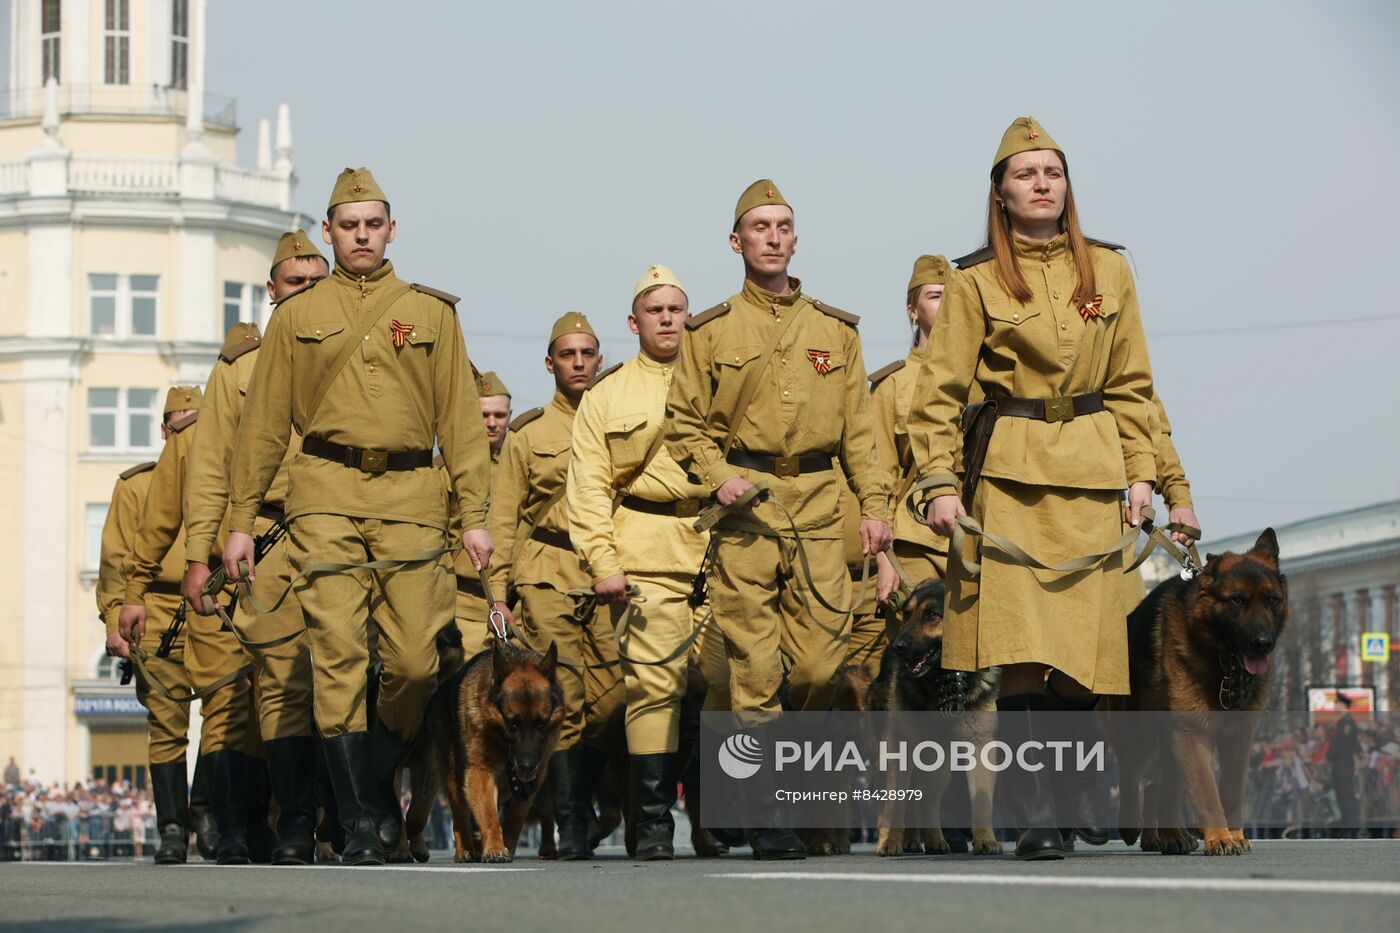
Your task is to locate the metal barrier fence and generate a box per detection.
[1,812,159,862]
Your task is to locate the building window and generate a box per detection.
[88,388,160,452]
[221,282,271,334]
[41,0,61,83]
[104,0,131,86]
[171,0,189,90]
[84,503,109,568]
[89,274,161,338]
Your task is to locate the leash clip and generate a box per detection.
[488,607,511,642]
[1180,553,1201,581]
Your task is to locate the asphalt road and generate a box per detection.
[2,839,1397,933]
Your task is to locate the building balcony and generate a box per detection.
[0,83,236,129]
[0,154,291,210]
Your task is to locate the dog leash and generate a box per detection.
[555,586,714,673]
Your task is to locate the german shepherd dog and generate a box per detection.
[1106,529,1287,856]
[422,638,564,862]
[867,580,1003,856]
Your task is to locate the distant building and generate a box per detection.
[1142,501,1400,711]
[0,0,309,784]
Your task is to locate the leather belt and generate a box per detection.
[994,391,1104,424]
[619,495,704,519]
[530,527,575,551]
[302,435,434,473]
[725,449,833,479]
[456,573,484,596]
[257,504,285,523]
[148,581,182,596]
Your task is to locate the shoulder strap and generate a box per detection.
[409,282,461,307]
[510,407,544,432]
[953,246,993,269]
[809,298,859,325]
[719,302,804,457]
[120,461,156,480]
[303,280,413,428]
[686,301,731,330]
[868,359,904,388]
[593,362,623,385]
[169,412,199,433]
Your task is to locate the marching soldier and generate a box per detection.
[120,388,271,865]
[909,117,1161,859]
[489,312,622,860]
[98,387,211,864]
[178,230,330,866]
[443,370,513,659]
[665,180,893,859]
[225,168,495,866]
[566,265,729,860]
[869,255,953,601]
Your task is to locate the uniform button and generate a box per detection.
[410,331,416,338]
[733,355,741,363]
[1053,292,1061,300]
[369,365,377,373]
[1012,313,1020,322]
[782,390,790,397]
[363,336,370,342]
[314,329,322,335]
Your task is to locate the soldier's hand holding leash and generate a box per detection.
[105,629,131,660]
[462,528,495,574]
[860,518,892,555]
[927,494,966,537]
[182,561,214,615]
[1168,506,1200,546]
[716,476,763,508]
[594,573,631,606]
[117,603,146,650]
[223,530,256,583]
[1126,481,1154,528]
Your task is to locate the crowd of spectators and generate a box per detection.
[2,759,159,861]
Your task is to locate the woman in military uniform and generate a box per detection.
[908,117,1159,859]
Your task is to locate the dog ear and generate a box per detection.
[538,641,558,678]
[491,637,510,682]
[1250,528,1280,565]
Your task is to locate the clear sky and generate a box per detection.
[16,1,1400,541]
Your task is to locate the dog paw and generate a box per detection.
[482,848,513,863]
[1157,828,1195,856]
[410,843,430,864]
[387,842,415,864]
[923,833,951,855]
[1139,829,1160,852]
[972,837,1004,856]
[1229,830,1251,852]
[1203,830,1244,856]
[875,839,904,857]
[453,851,474,864]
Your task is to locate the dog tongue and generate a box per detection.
[1242,654,1271,676]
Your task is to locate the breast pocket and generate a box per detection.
[984,299,1045,357]
[295,321,346,344]
[528,440,571,497]
[712,343,763,411]
[605,413,651,476]
[401,323,437,352]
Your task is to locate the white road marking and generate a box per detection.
[10,862,540,873]
[711,871,1400,897]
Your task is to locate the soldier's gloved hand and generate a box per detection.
[716,477,758,508]
[1126,481,1154,528]
[463,529,495,572]
[105,630,131,660]
[875,552,900,606]
[224,531,256,583]
[118,604,147,646]
[860,519,892,556]
[183,561,214,615]
[1168,506,1200,546]
[594,574,631,606]
[928,495,965,538]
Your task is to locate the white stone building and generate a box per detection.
[1142,501,1400,712]
[0,0,309,785]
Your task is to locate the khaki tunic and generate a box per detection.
[908,235,1157,695]
[185,339,313,741]
[230,260,490,740]
[123,415,253,754]
[871,345,950,563]
[488,391,620,749]
[566,353,727,753]
[97,465,190,764]
[666,277,890,715]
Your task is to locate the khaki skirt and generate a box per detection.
[941,476,1130,695]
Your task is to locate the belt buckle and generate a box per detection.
[359,449,389,473]
[1044,397,1075,423]
[774,455,800,478]
[675,499,701,518]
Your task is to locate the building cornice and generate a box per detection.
[0,195,310,238]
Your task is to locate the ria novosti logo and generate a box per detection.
[717,732,764,780]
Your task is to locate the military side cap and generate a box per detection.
[328,167,389,210]
[907,255,950,294]
[476,371,511,399]
[220,321,262,362]
[163,385,202,414]
[633,264,687,301]
[992,117,1062,174]
[734,179,789,223]
[270,229,325,276]
[549,312,597,349]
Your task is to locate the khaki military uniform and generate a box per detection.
[837,465,882,675]
[124,414,255,755]
[666,278,892,715]
[909,236,1157,695]
[440,447,499,660]
[98,464,191,765]
[489,393,622,749]
[871,347,950,589]
[566,354,729,754]
[230,260,491,741]
[185,326,313,741]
